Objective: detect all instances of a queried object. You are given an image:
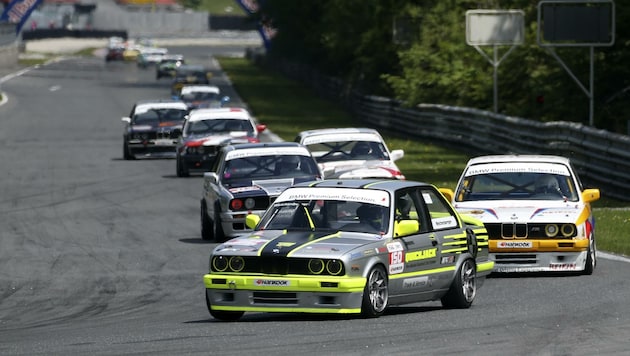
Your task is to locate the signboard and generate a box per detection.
[537,0,615,47]
[466,10,524,46]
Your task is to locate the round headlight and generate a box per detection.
[230,199,243,210]
[229,256,245,272]
[244,198,256,210]
[561,224,576,237]
[308,259,325,274]
[212,256,228,272]
[545,224,559,237]
[326,259,343,276]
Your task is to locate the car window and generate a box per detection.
[421,188,460,231]
[307,140,388,162]
[222,154,319,181]
[455,172,578,202]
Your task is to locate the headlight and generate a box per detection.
[326,259,344,275]
[545,224,559,237]
[230,199,243,210]
[308,259,325,274]
[244,198,255,210]
[212,256,228,272]
[229,256,245,272]
[561,224,576,237]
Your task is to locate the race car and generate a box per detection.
[121,99,189,159]
[295,127,405,179]
[200,142,322,241]
[156,54,185,79]
[170,64,212,97]
[441,155,600,274]
[175,107,266,177]
[177,84,230,109]
[203,179,494,321]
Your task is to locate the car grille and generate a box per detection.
[252,292,298,305]
[494,254,538,264]
[486,223,574,239]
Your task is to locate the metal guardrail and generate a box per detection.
[258,55,630,201]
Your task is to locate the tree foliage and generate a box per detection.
[252,0,630,133]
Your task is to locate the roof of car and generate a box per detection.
[291,178,431,191]
[466,155,571,166]
[297,127,380,137]
[133,99,188,112]
[180,85,220,95]
[187,107,252,122]
[222,142,312,158]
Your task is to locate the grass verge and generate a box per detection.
[217,56,630,258]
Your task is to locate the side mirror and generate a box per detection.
[438,188,454,202]
[203,171,218,184]
[394,219,419,237]
[256,124,267,133]
[245,214,260,229]
[582,188,600,203]
[390,149,404,161]
[221,96,230,105]
[121,117,131,124]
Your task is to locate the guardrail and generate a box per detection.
[255,54,630,201]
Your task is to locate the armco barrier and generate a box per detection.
[256,55,630,201]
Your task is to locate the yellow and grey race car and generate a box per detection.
[203,179,494,321]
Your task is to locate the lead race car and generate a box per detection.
[441,155,600,274]
[203,179,494,321]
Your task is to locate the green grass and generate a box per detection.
[217,56,630,258]
[198,0,246,15]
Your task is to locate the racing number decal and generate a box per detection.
[387,241,405,274]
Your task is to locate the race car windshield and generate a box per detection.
[221,155,320,182]
[184,119,254,136]
[133,108,188,125]
[455,172,579,202]
[307,141,389,162]
[256,200,390,234]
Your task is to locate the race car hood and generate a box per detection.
[130,121,183,132]
[320,160,404,179]
[452,200,589,224]
[227,177,318,198]
[213,229,383,259]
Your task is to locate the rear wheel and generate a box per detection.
[206,289,243,321]
[441,259,476,309]
[200,201,213,240]
[361,265,388,318]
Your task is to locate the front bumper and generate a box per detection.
[180,154,217,173]
[128,141,177,158]
[204,274,366,314]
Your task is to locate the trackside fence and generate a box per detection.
[252,53,630,201]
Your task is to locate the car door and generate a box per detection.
[388,188,443,296]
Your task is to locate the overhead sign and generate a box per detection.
[466,10,525,46]
[537,0,615,47]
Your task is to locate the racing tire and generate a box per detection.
[176,156,189,177]
[123,139,134,160]
[466,228,478,258]
[206,289,243,321]
[583,237,596,275]
[213,209,225,242]
[201,201,213,240]
[441,258,476,309]
[361,265,388,318]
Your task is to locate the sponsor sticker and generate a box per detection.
[387,241,405,274]
[278,187,390,207]
[465,162,570,177]
[497,241,533,248]
[402,276,429,289]
[255,279,290,287]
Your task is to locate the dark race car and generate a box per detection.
[122,100,189,159]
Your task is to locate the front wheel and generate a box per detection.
[176,156,189,177]
[583,237,596,275]
[441,259,476,309]
[361,265,388,318]
[206,289,243,321]
[200,201,213,240]
[123,139,134,160]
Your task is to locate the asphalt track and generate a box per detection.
[1,37,630,355]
